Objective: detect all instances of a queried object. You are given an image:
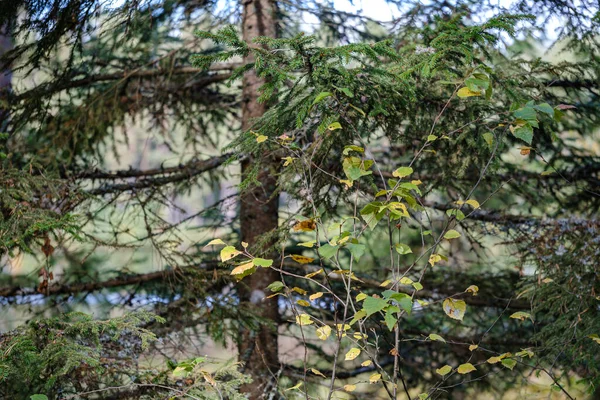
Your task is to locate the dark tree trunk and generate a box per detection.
[238,1,280,399]
[0,24,12,131]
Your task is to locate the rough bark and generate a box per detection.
[238,0,280,399]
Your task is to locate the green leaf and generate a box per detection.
[436,365,452,376]
[533,103,554,116]
[349,309,367,325]
[346,243,366,262]
[446,209,465,221]
[313,91,333,105]
[442,298,466,321]
[319,243,339,259]
[328,121,342,131]
[395,243,412,255]
[363,296,388,317]
[392,166,413,178]
[514,106,537,121]
[443,229,461,240]
[30,396,49,400]
[501,358,517,370]
[428,333,446,343]
[511,123,534,145]
[482,132,494,149]
[384,310,397,331]
[253,258,273,267]
[343,145,364,155]
[336,86,354,98]
[267,281,284,292]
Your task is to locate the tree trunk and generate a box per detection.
[238,0,280,399]
[0,24,12,131]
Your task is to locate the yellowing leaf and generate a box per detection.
[309,292,323,301]
[316,325,331,340]
[220,246,241,262]
[328,122,342,130]
[285,382,303,391]
[465,285,479,295]
[292,287,307,295]
[356,293,368,302]
[311,368,326,377]
[361,360,372,367]
[436,365,452,376]
[305,268,323,278]
[291,254,315,264]
[457,363,476,374]
[428,333,446,343]
[297,299,310,307]
[429,254,443,267]
[510,311,532,321]
[345,348,361,361]
[282,156,294,166]
[256,134,268,143]
[457,87,482,98]
[231,261,254,276]
[392,166,414,178]
[443,229,461,240]
[379,279,392,287]
[204,239,226,247]
[343,384,356,392]
[369,373,382,383]
[466,199,480,209]
[469,344,479,351]
[293,219,316,231]
[400,277,413,285]
[295,313,313,326]
[427,134,438,142]
[252,258,273,268]
[298,240,316,248]
[443,298,467,321]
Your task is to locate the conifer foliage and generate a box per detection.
[0,0,599,399]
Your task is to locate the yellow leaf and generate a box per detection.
[305,268,323,278]
[293,219,316,231]
[429,254,442,267]
[204,239,226,247]
[298,240,316,248]
[457,87,482,98]
[457,363,476,374]
[295,313,313,326]
[400,277,413,285]
[443,298,467,321]
[466,199,480,209]
[343,384,356,392]
[353,332,367,340]
[340,179,354,188]
[311,368,326,377]
[411,179,422,185]
[309,292,323,301]
[465,285,479,295]
[469,344,478,351]
[356,293,367,302]
[369,373,382,383]
[256,134,268,143]
[220,246,241,262]
[292,287,307,295]
[231,261,254,276]
[282,156,294,166]
[379,279,392,287]
[316,325,331,340]
[291,254,315,264]
[285,382,303,391]
[361,360,372,367]
[297,299,310,307]
[436,365,452,376]
[345,348,361,361]
[509,311,532,321]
